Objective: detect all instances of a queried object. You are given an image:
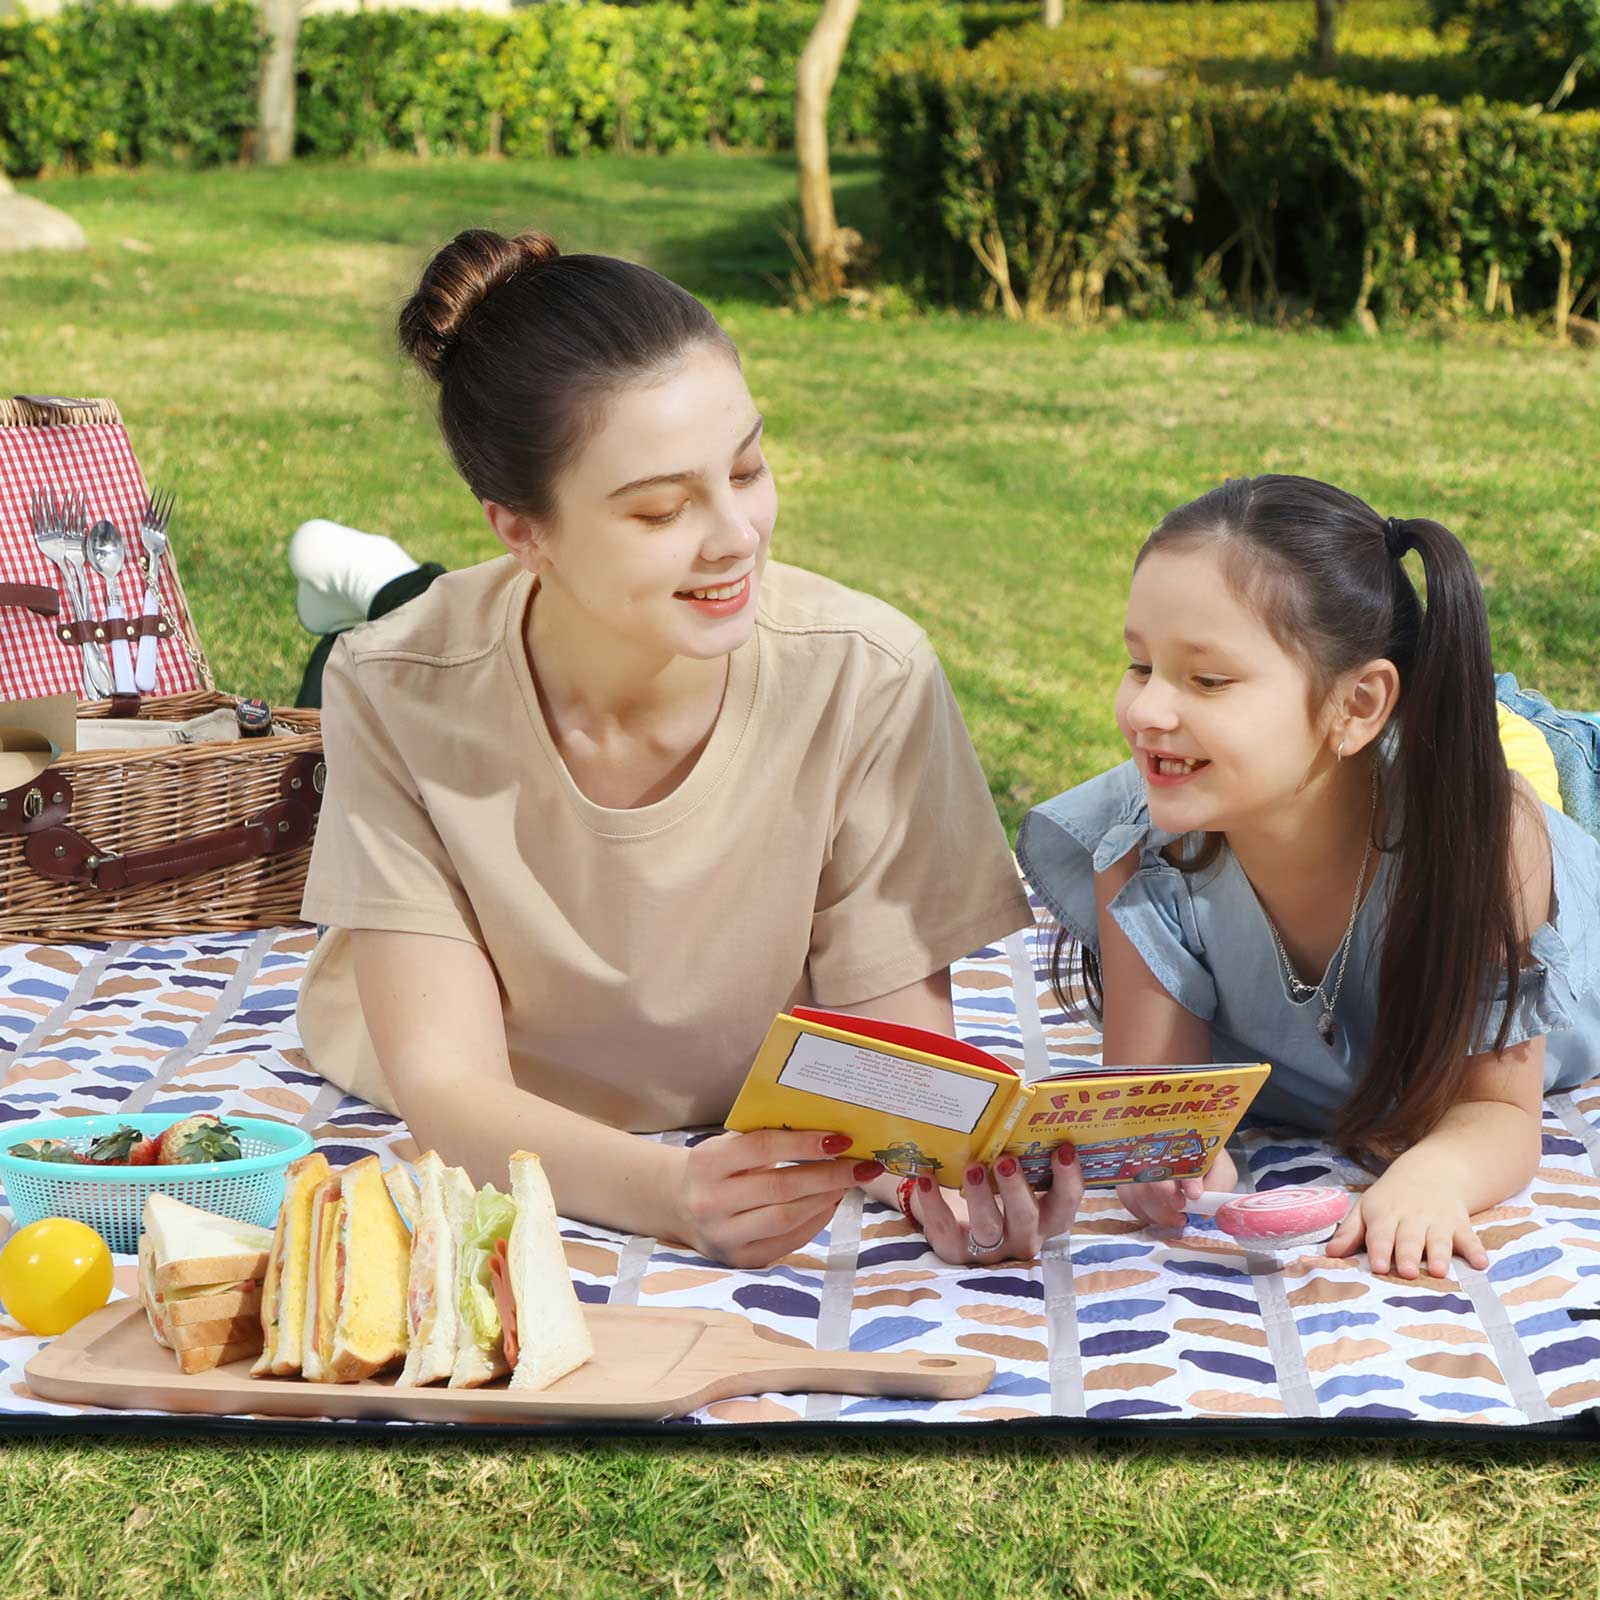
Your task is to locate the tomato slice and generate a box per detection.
[488,1237,518,1369]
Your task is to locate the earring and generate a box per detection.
[1336,738,1346,762]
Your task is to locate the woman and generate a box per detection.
[296,228,1083,1268]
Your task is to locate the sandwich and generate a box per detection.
[299,1155,412,1383]
[449,1151,592,1392]
[251,1152,332,1377]
[396,1152,477,1387]
[137,1193,274,1374]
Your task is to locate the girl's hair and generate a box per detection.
[397,228,737,518]
[1053,474,1525,1154]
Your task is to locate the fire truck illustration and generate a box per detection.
[872,1139,942,1178]
[1015,1129,1216,1186]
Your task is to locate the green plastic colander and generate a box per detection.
[0,1113,313,1254]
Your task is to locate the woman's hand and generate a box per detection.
[1324,1165,1489,1279]
[1116,1147,1238,1229]
[673,1129,879,1269]
[912,1146,1085,1265]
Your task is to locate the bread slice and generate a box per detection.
[165,1312,264,1354]
[142,1192,272,1294]
[174,1339,259,1375]
[299,1174,339,1383]
[506,1152,592,1392]
[252,1151,331,1378]
[166,1283,261,1328]
[397,1153,475,1388]
[136,1233,171,1350]
[384,1163,420,1232]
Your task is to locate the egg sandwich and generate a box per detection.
[300,1155,412,1382]
[251,1151,332,1377]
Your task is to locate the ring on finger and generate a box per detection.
[966,1227,1005,1259]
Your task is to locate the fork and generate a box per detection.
[134,488,174,695]
[28,487,91,696]
[60,493,116,699]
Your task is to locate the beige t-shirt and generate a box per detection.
[297,556,1031,1131]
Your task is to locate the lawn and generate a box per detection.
[2,149,1598,1596]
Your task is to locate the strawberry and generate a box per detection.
[157,1113,244,1165]
[86,1124,157,1166]
[9,1137,84,1164]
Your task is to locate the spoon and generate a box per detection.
[87,519,137,696]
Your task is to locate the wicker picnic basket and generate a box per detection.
[0,398,324,940]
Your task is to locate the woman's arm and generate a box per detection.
[350,928,862,1267]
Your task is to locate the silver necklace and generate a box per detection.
[1262,767,1378,1047]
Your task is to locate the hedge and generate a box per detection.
[876,39,1600,329]
[0,0,960,177]
[1429,0,1600,108]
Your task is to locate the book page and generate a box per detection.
[777,1035,999,1135]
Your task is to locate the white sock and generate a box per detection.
[288,519,420,635]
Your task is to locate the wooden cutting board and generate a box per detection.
[27,1300,995,1424]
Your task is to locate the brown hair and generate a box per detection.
[398,228,737,518]
[1053,474,1526,1155]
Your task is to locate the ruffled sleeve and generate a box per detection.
[1473,806,1600,1051]
[1016,760,1219,1020]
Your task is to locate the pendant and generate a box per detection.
[1317,1009,1336,1045]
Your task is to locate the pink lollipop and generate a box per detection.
[1214,1186,1351,1249]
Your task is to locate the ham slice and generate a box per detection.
[488,1237,518,1369]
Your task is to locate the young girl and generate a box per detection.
[295,227,1078,1272]
[1016,475,1600,1281]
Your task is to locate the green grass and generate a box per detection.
[983,0,1478,99]
[2,149,1599,1594]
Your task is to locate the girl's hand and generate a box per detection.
[673,1129,879,1270]
[1324,1167,1489,1279]
[1117,1146,1238,1229]
[912,1146,1085,1264]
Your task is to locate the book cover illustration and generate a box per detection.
[725,1008,1269,1188]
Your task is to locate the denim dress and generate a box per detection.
[1496,673,1600,845]
[1015,759,1600,1132]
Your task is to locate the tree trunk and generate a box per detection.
[1041,0,1064,26]
[1312,0,1341,73]
[257,0,301,166]
[795,0,863,300]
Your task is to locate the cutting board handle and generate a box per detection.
[708,1333,993,1402]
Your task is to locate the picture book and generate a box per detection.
[724,1008,1270,1188]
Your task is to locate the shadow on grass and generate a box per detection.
[164,149,890,310]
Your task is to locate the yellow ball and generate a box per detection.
[0,1217,114,1336]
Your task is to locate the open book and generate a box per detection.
[725,1008,1270,1188]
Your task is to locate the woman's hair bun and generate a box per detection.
[398,228,561,383]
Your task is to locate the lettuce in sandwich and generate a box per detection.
[458,1184,516,1352]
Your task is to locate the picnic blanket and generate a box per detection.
[3,909,1600,1439]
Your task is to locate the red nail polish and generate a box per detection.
[965,1164,985,1186]
[918,1176,932,1193]
[821,1134,851,1155]
[852,1160,883,1183]
[1055,1142,1077,1165]
[996,1156,1018,1179]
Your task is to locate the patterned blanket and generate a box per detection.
[2,912,1599,1436]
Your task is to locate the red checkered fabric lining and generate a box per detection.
[0,420,204,701]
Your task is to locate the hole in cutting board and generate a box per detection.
[919,1359,958,1368]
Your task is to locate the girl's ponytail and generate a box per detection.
[1335,516,1521,1152]
[1064,476,1531,1153]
